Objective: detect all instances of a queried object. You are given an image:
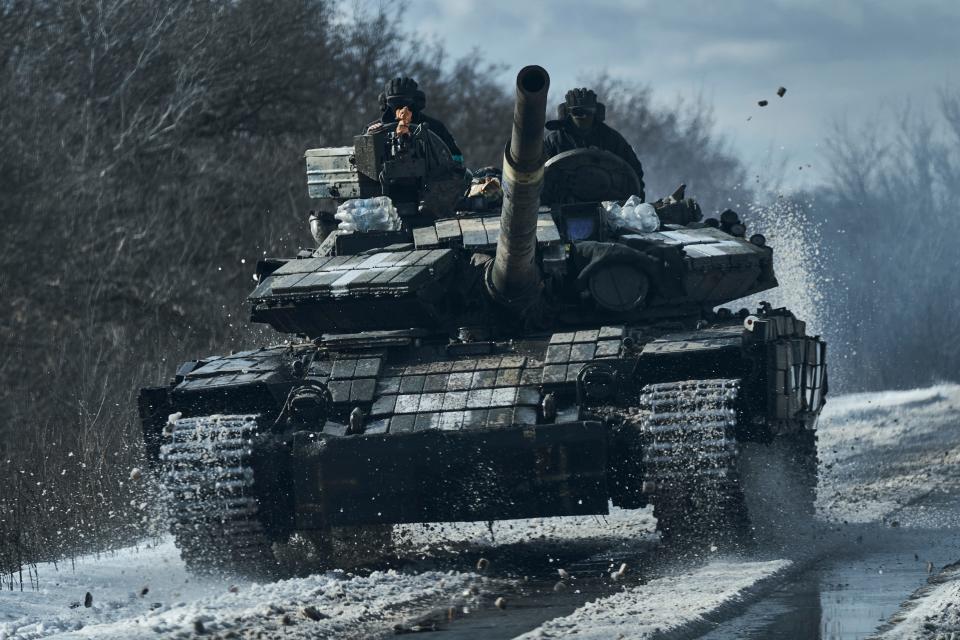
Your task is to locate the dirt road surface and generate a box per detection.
[3,384,959,639]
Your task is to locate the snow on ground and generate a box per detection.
[516,559,792,640]
[876,563,960,640]
[0,538,479,639]
[1,539,205,639]
[3,384,959,639]
[0,488,656,639]
[514,384,960,638]
[817,383,960,525]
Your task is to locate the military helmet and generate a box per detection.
[379,76,427,113]
[558,87,605,122]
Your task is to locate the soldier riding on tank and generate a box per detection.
[544,88,645,201]
[366,77,464,165]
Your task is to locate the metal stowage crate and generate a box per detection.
[305,146,360,199]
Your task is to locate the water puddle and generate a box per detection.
[701,529,960,639]
[419,526,960,639]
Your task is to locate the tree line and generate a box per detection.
[0,0,746,579]
[808,93,960,390]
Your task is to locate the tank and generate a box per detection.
[139,66,826,575]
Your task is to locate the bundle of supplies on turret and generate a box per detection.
[335,196,401,233]
[602,195,659,233]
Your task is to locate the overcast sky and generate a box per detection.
[414,0,960,189]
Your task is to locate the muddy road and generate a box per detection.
[3,385,959,639]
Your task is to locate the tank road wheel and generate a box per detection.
[160,414,288,577]
[639,379,817,552]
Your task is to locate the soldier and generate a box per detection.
[544,88,645,200]
[366,77,464,164]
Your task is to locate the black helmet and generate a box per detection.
[558,87,605,122]
[379,76,427,113]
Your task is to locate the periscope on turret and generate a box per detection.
[138,65,827,575]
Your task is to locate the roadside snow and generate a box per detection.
[4,384,960,639]
[817,384,960,524]
[1,539,205,639]
[0,489,655,639]
[824,386,953,416]
[876,564,960,640]
[517,383,960,639]
[515,559,792,639]
[0,538,477,639]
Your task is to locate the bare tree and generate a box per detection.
[811,93,960,390]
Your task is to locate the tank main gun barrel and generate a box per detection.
[487,65,550,311]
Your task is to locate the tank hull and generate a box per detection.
[140,308,825,571]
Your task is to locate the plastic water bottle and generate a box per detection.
[632,203,660,233]
[335,196,400,233]
[601,195,659,233]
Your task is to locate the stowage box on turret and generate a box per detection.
[139,66,826,574]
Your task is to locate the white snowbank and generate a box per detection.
[1,539,205,639]
[816,383,960,524]
[0,477,655,639]
[516,559,791,639]
[877,568,960,639]
[822,385,953,418]
[0,538,476,639]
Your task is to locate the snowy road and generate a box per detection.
[2,385,959,639]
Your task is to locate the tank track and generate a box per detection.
[639,378,818,549]
[159,414,277,574]
[639,378,751,548]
